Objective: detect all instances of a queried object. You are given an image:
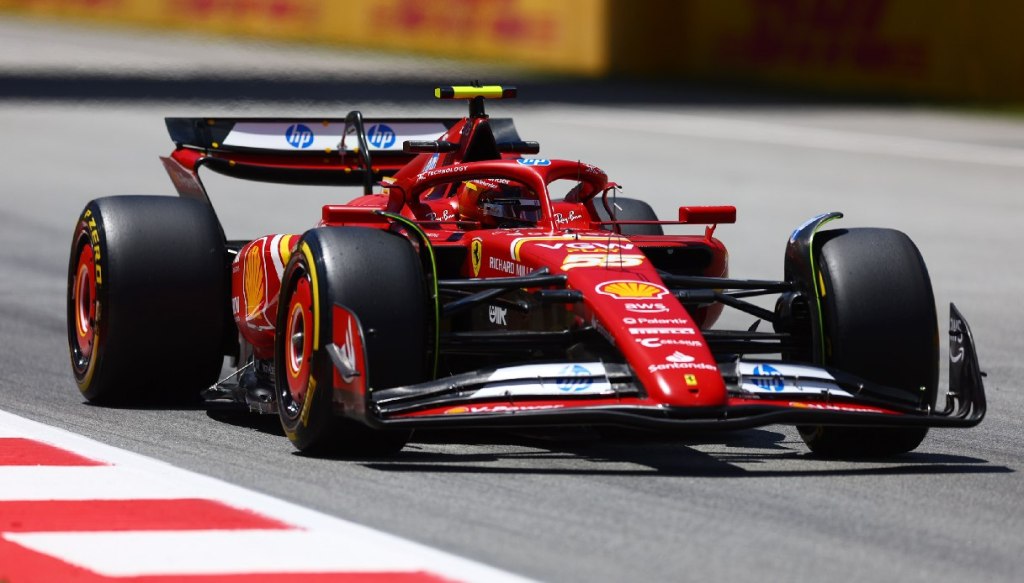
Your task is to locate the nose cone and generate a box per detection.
[574,273,727,407]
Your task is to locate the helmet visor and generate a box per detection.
[482,198,542,223]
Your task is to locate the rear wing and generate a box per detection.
[164,114,527,191]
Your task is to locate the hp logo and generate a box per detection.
[285,124,314,149]
[367,124,396,149]
[556,364,593,393]
[751,364,784,392]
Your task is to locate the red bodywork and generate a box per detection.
[160,95,984,433]
[192,113,733,411]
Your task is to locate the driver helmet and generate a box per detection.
[457,179,542,226]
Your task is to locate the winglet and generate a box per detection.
[435,85,517,100]
[435,85,517,118]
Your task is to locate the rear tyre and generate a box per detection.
[595,196,664,236]
[67,196,227,405]
[276,227,427,456]
[798,228,938,458]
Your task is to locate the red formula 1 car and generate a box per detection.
[67,86,985,458]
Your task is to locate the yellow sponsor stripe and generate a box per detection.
[279,234,297,265]
[510,234,629,260]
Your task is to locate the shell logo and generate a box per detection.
[595,280,669,300]
[444,406,470,415]
[244,244,266,319]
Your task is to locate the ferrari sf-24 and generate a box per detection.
[67,86,985,458]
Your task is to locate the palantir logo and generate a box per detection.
[367,124,396,149]
[285,124,315,149]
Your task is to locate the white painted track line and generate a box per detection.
[9,530,472,576]
[0,466,216,500]
[0,409,533,582]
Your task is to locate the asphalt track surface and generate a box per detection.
[1,16,1023,583]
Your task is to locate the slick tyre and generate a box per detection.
[596,196,664,236]
[67,196,228,405]
[276,227,427,456]
[798,228,938,458]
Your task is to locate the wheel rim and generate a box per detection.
[284,274,313,408]
[71,240,97,372]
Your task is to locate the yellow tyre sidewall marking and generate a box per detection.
[298,242,320,427]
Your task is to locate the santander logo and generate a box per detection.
[647,351,716,374]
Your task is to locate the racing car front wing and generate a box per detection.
[365,304,985,432]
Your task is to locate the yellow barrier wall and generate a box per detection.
[0,0,607,74]
[609,0,1024,102]
[4,0,1023,101]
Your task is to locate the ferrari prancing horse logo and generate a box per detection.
[471,239,482,276]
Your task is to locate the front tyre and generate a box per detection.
[67,196,227,404]
[276,227,428,456]
[799,228,938,458]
